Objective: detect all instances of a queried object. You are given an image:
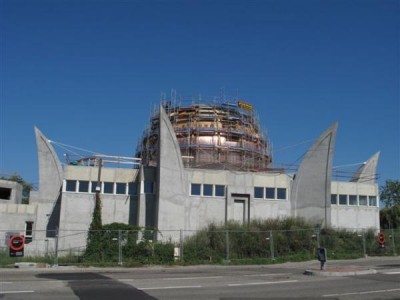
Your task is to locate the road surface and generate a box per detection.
[1,256,399,299]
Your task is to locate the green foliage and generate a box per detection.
[380,204,400,229]
[83,222,175,265]
[0,249,53,268]
[0,173,34,204]
[183,217,318,264]
[181,217,400,264]
[380,179,400,208]
[84,194,104,260]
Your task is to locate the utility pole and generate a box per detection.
[96,158,103,196]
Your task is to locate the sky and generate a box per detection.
[1,0,399,189]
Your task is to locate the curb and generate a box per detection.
[304,268,377,277]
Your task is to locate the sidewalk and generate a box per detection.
[2,255,399,274]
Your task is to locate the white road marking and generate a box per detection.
[139,285,202,290]
[0,291,35,294]
[163,276,223,280]
[323,288,400,297]
[383,271,400,275]
[244,273,291,277]
[118,279,135,282]
[228,280,298,287]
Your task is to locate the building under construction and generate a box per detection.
[0,94,381,256]
[136,99,272,171]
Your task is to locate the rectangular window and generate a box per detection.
[25,221,34,242]
[203,184,213,196]
[0,187,11,200]
[91,181,101,193]
[277,188,287,200]
[144,181,153,194]
[339,194,347,205]
[349,195,357,206]
[191,183,201,196]
[359,195,367,206]
[265,187,275,199]
[331,194,337,204]
[66,180,77,192]
[103,182,114,194]
[215,185,225,197]
[78,181,89,193]
[116,183,126,195]
[128,182,137,195]
[25,221,33,236]
[0,188,11,200]
[254,187,264,199]
[369,196,377,207]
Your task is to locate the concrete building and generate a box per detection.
[0,99,380,255]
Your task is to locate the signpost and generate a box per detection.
[378,232,385,247]
[8,234,25,257]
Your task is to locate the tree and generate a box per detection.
[380,204,400,229]
[84,187,104,261]
[0,173,34,204]
[380,179,400,208]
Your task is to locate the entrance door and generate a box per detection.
[233,200,245,223]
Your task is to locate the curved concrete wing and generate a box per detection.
[290,122,338,227]
[156,105,187,230]
[31,127,64,203]
[350,151,380,184]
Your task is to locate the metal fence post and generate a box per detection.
[118,230,122,265]
[225,230,230,261]
[269,230,275,260]
[391,228,397,256]
[54,227,59,266]
[180,229,184,262]
[362,233,366,257]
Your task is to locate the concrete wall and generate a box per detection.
[291,123,337,227]
[156,106,187,235]
[64,165,138,182]
[160,169,291,239]
[57,166,138,252]
[29,128,65,249]
[137,167,157,228]
[31,127,63,204]
[0,203,37,253]
[58,193,131,253]
[330,181,379,230]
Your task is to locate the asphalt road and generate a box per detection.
[1,256,399,300]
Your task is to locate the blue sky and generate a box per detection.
[1,0,399,188]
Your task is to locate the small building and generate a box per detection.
[0,179,23,204]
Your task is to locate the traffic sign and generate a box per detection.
[9,235,25,251]
[378,232,385,245]
[8,235,25,257]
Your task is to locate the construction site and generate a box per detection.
[0,93,381,257]
[136,97,272,172]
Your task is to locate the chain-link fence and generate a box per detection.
[1,228,399,267]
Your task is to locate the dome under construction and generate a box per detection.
[136,98,272,172]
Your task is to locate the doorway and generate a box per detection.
[233,200,246,223]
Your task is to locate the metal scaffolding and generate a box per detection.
[136,96,273,172]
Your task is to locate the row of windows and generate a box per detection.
[190,184,288,200]
[190,184,226,197]
[254,187,287,200]
[64,180,143,195]
[331,194,377,207]
[64,180,377,207]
